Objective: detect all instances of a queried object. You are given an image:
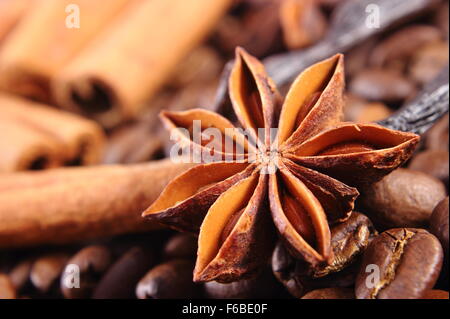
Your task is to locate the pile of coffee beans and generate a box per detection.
[0,0,448,299]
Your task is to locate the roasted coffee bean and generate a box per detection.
[8,258,33,292]
[213,3,282,58]
[279,0,327,50]
[349,69,416,104]
[409,150,449,187]
[314,212,377,277]
[272,242,360,298]
[301,287,355,299]
[425,114,449,151]
[360,168,447,229]
[204,267,283,299]
[422,289,449,299]
[344,94,392,123]
[92,246,155,299]
[409,41,449,85]
[369,25,442,68]
[0,274,16,299]
[430,197,449,259]
[136,259,201,299]
[355,228,443,299]
[107,231,170,258]
[30,252,70,294]
[432,1,449,38]
[61,245,112,299]
[163,233,198,260]
[272,212,375,297]
[170,46,223,88]
[272,241,304,298]
[344,38,378,77]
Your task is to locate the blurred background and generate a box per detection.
[0,0,448,171]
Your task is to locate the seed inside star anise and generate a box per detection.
[142,47,419,283]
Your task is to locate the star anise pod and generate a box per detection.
[143,48,419,283]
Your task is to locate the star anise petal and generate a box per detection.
[142,162,253,233]
[278,54,344,148]
[142,48,420,284]
[285,123,420,187]
[269,164,332,267]
[160,108,254,160]
[229,47,281,146]
[194,172,275,283]
[283,158,359,223]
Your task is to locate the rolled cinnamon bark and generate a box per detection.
[52,0,232,127]
[0,120,60,172]
[0,94,105,166]
[0,159,195,248]
[0,0,131,102]
[0,0,31,44]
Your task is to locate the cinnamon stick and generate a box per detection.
[0,159,195,248]
[0,0,131,102]
[52,0,232,127]
[0,0,31,44]
[0,120,60,172]
[0,94,105,167]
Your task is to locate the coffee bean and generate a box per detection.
[344,94,392,123]
[0,274,16,299]
[345,38,378,77]
[92,246,155,299]
[204,267,283,299]
[272,241,304,298]
[355,228,443,299]
[163,233,198,260]
[430,197,449,259]
[8,258,33,292]
[30,253,70,294]
[213,3,283,58]
[271,241,356,298]
[313,212,377,278]
[432,1,449,38]
[61,245,112,299]
[409,150,449,187]
[349,69,416,104]
[409,41,449,85]
[272,212,376,297]
[280,0,327,50]
[425,114,449,152]
[355,102,392,123]
[360,168,447,229]
[369,25,442,68]
[422,289,449,299]
[301,287,354,299]
[136,259,201,299]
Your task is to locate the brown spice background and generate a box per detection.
[0,0,448,299]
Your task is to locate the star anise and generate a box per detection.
[142,48,419,283]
